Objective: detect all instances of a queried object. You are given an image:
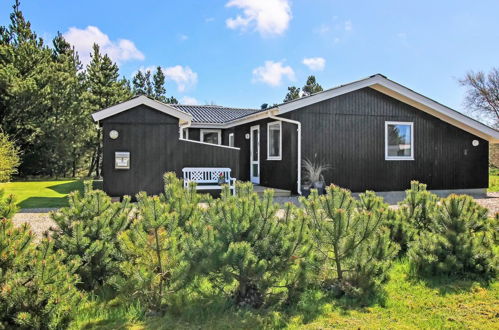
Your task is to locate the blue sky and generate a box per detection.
[1,0,498,111]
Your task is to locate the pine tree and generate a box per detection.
[50,181,133,291]
[153,66,166,102]
[301,186,398,298]
[132,70,147,95]
[409,194,497,280]
[302,75,323,96]
[0,188,18,220]
[84,43,132,177]
[284,86,301,102]
[0,131,20,182]
[193,183,312,308]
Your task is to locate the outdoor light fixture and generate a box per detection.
[472,140,479,147]
[245,133,250,140]
[109,130,119,140]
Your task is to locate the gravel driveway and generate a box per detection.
[13,193,499,238]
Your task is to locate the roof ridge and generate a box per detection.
[172,104,259,111]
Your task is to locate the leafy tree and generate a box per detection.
[0,188,18,220]
[302,75,323,96]
[194,184,312,308]
[50,182,133,291]
[460,68,499,127]
[0,131,20,182]
[301,186,398,299]
[409,194,497,280]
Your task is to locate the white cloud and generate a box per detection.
[344,20,352,31]
[162,65,198,92]
[225,0,292,37]
[179,34,188,41]
[180,96,199,105]
[302,57,326,71]
[252,60,295,86]
[63,26,144,66]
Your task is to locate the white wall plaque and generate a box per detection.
[115,152,130,169]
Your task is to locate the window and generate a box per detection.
[385,121,414,160]
[182,128,189,140]
[200,129,221,145]
[228,133,235,147]
[267,121,282,160]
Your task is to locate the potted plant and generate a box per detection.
[218,173,226,185]
[302,158,331,195]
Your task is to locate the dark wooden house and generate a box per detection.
[92,74,499,197]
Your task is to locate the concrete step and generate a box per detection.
[253,185,291,197]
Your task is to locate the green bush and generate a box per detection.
[385,181,439,255]
[0,131,20,182]
[0,219,84,329]
[193,183,312,308]
[50,182,133,291]
[115,192,190,313]
[409,194,498,280]
[301,186,399,299]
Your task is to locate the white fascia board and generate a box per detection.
[92,95,192,122]
[276,74,499,142]
[370,77,499,142]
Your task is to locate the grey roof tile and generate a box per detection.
[170,104,261,123]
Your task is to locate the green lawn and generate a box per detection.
[0,180,85,208]
[489,168,499,192]
[70,261,498,329]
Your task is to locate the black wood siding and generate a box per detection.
[278,87,488,192]
[101,105,239,197]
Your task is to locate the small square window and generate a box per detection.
[385,121,414,160]
[267,121,282,160]
[200,129,221,145]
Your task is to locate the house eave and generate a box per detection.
[91,95,193,123]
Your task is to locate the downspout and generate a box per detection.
[179,120,192,139]
[268,111,302,195]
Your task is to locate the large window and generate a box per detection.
[385,121,414,160]
[267,121,282,160]
[200,129,221,145]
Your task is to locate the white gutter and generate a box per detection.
[269,112,302,195]
[179,120,192,139]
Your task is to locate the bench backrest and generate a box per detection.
[182,167,232,184]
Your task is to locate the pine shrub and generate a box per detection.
[301,186,399,299]
[0,189,18,220]
[115,191,191,313]
[0,131,20,182]
[409,194,498,280]
[0,218,84,329]
[50,181,134,291]
[386,181,439,255]
[194,184,312,308]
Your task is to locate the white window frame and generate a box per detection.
[267,121,282,160]
[228,133,235,147]
[182,128,189,140]
[200,129,222,145]
[385,121,414,161]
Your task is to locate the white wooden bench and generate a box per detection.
[182,167,236,195]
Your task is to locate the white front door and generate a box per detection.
[250,125,260,184]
